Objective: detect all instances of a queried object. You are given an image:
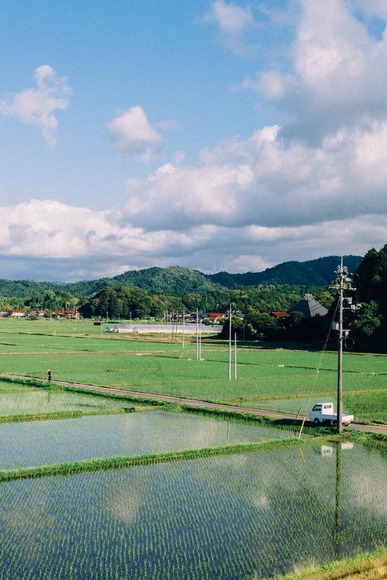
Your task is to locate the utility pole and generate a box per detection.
[182,309,185,350]
[337,259,344,433]
[334,259,356,434]
[228,304,232,379]
[196,309,202,360]
[234,332,237,379]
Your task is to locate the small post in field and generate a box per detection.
[298,416,307,439]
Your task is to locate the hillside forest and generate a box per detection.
[0,248,386,353]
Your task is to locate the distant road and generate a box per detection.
[15,376,385,436]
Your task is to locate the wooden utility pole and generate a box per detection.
[337,259,344,434]
[228,304,232,379]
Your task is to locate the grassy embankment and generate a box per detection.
[0,436,311,482]
[272,547,387,580]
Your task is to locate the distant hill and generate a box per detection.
[59,266,221,297]
[0,256,363,298]
[206,256,363,287]
[112,266,219,293]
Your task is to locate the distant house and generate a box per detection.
[28,310,45,318]
[53,309,80,319]
[64,309,80,319]
[10,309,26,318]
[207,312,225,324]
[53,310,64,318]
[271,311,290,319]
[287,294,328,318]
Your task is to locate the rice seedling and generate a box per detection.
[0,410,304,472]
[0,440,385,578]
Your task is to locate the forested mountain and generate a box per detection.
[0,279,62,298]
[207,255,362,287]
[0,256,362,298]
[2,247,387,353]
[112,266,219,294]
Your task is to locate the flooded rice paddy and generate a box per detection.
[0,410,298,469]
[0,440,385,579]
[0,384,385,578]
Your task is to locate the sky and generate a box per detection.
[1,0,387,282]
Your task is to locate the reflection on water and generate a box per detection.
[0,441,385,579]
[0,388,123,416]
[0,411,300,469]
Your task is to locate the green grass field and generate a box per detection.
[0,318,386,423]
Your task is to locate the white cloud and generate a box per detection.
[101,1,387,272]
[0,65,71,144]
[2,1,387,282]
[106,106,163,161]
[122,119,387,233]
[351,0,387,20]
[203,0,257,55]
[208,0,254,36]
[0,200,117,259]
[0,195,386,282]
[241,0,387,142]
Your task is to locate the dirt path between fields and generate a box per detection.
[5,374,385,435]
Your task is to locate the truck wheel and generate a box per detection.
[314,418,320,425]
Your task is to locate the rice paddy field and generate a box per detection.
[0,318,386,578]
[0,410,303,471]
[0,440,385,579]
[0,318,386,424]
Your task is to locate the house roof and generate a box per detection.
[271,311,290,318]
[208,312,225,321]
[287,294,328,318]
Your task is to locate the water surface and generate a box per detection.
[0,410,298,469]
[0,441,385,579]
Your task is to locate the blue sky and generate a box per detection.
[1,0,387,282]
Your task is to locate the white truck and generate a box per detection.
[309,402,354,426]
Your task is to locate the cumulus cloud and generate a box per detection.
[352,0,387,20]
[242,0,387,143]
[2,1,387,281]
[0,199,226,280]
[122,120,387,233]
[203,0,257,55]
[0,197,385,282]
[113,0,387,274]
[0,65,71,144]
[106,106,163,160]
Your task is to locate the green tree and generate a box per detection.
[351,300,382,337]
[79,286,152,319]
[353,245,387,352]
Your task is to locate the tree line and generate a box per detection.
[221,245,387,354]
[77,284,319,320]
[1,246,386,353]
